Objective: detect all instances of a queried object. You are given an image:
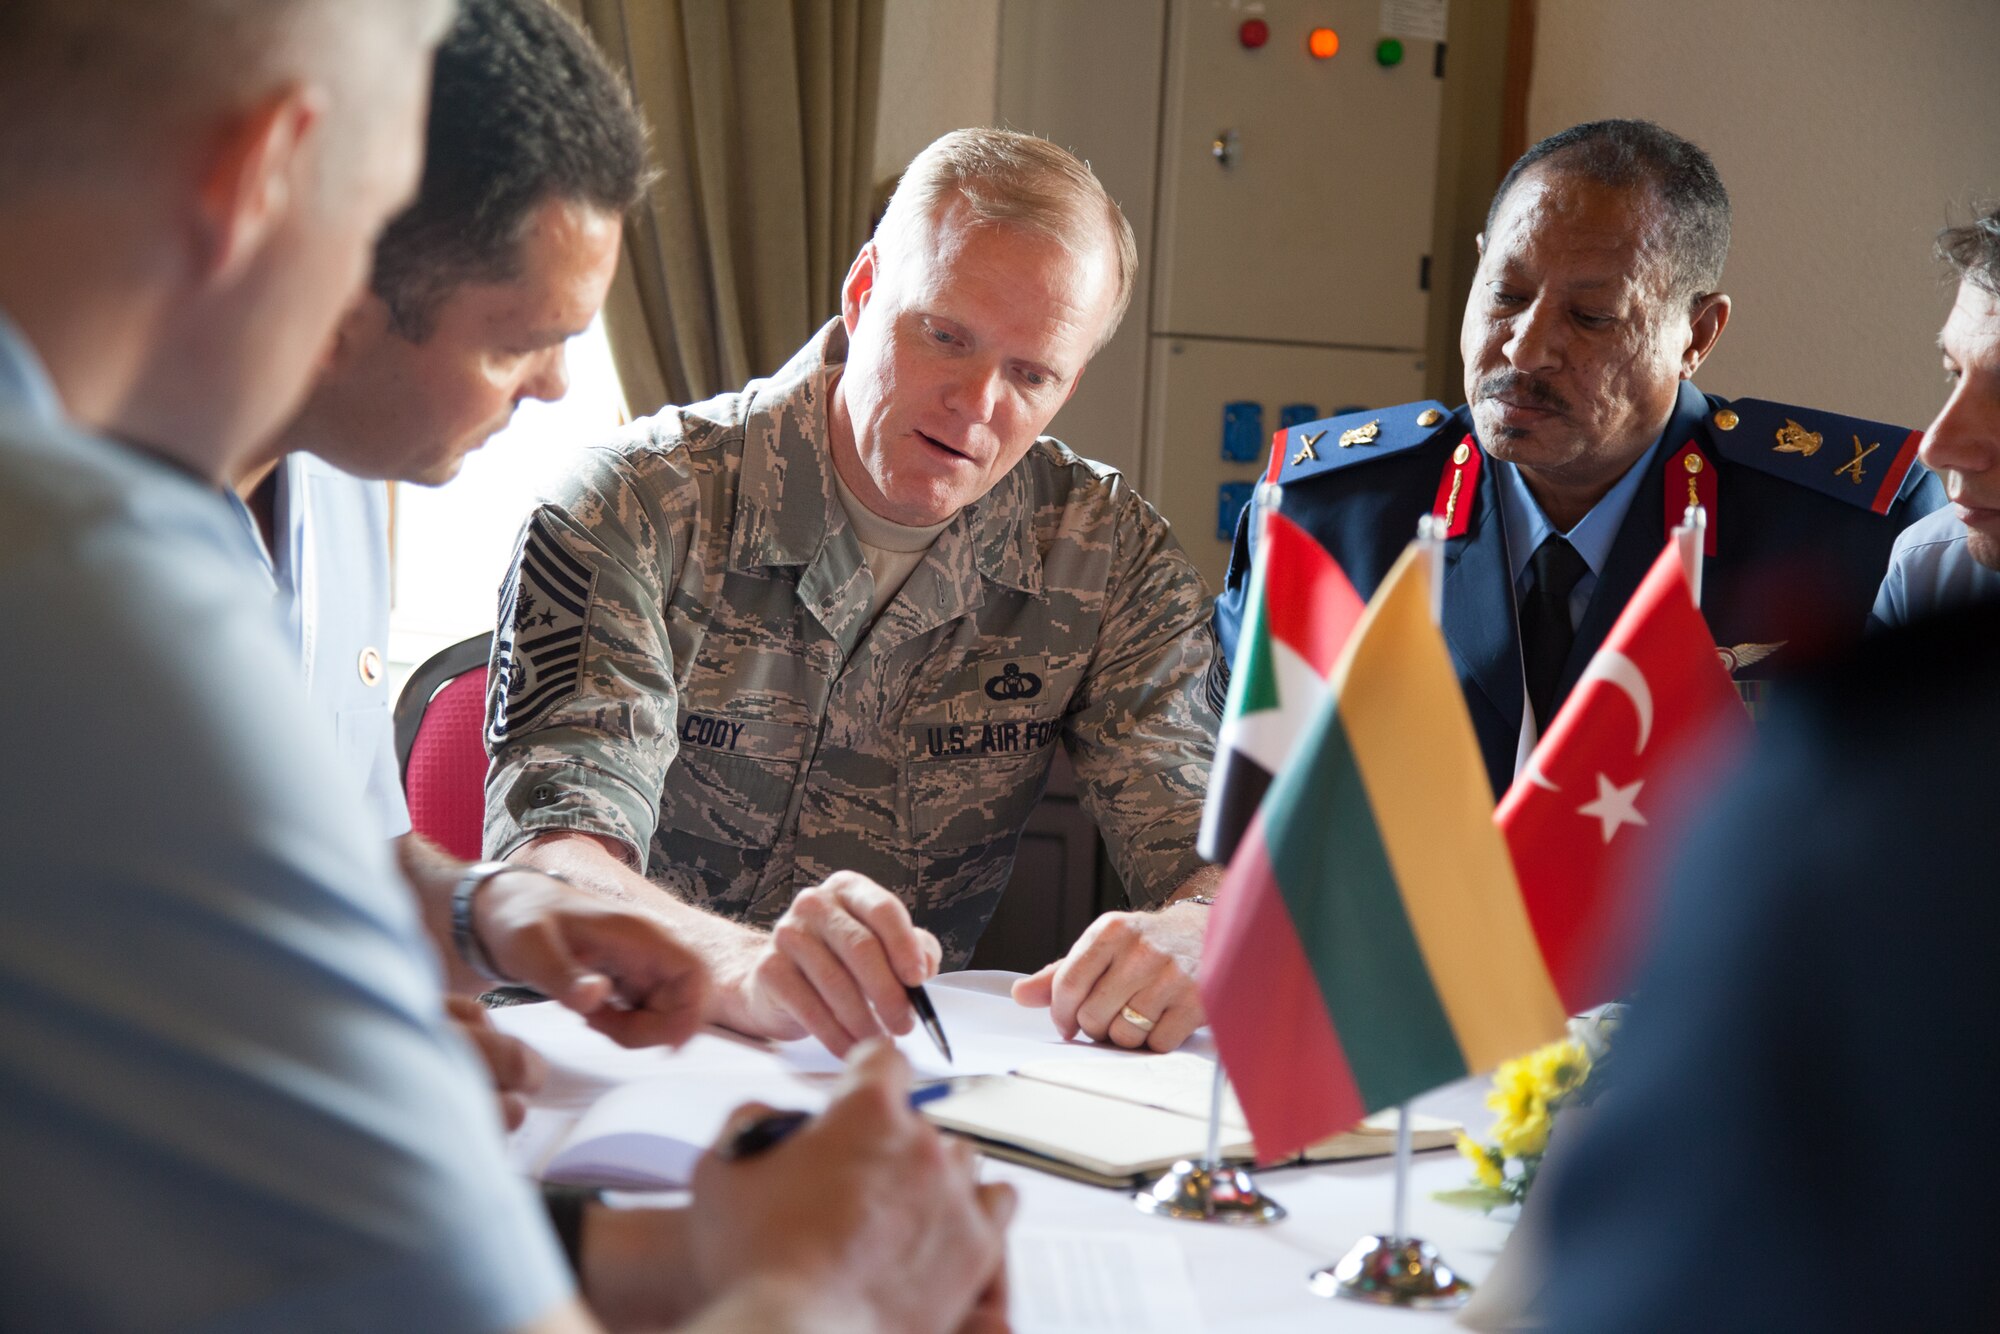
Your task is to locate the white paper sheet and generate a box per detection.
[1009,1228,1203,1334]
[772,971,1181,1078]
[491,1002,802,1108]
[494,971,1217,1085]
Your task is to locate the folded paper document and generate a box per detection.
[919,1053,1459,1188]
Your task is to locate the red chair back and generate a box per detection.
[402,663,492,861]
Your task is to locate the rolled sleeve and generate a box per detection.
[484,450,685,866]
[485,754,661,866]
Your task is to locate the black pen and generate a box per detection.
[722,1084,954,1160]
[906,983,953,1064]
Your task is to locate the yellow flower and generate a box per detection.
[1529,1040,1592,1101]
[1456,1134,1504,1188]
[1483,1039,1591,1161]
[1494,1106,1551,1159]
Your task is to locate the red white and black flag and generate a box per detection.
[1198,505,1363,865]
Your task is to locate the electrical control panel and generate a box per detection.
[999,0,1450,588]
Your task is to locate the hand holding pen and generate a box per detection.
[731,871,950,1057]
[690,1041,1013,1332]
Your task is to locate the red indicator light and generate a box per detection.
[1239,18,1270,49]
[1307,27,1340,59]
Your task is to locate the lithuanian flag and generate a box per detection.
[1201,545,1569,1163]
[1198,505,1362,864]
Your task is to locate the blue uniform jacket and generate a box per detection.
[1213,380,1947,798]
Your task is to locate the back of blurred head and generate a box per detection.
[0,0,456,479]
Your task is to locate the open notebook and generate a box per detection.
[918,1052,1459,1188]
[538,1069,832,1190]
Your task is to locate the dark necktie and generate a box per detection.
[1521,534,1589,732]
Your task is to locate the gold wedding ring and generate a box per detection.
[1118,1005,1156,1033]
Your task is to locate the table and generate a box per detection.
[987,1078,1512,1331]
[497,974,1520,1332]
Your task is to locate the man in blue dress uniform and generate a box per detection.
[1214,120,1945,797]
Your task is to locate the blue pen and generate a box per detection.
[722,1084,955,1160]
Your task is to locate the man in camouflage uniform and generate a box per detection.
[486,129,1223,1056]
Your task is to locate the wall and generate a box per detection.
[1528,0,2000,429]
[873,0,1003,183]
[996,0,1166,480]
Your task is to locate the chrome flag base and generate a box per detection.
[1308,1234,1473,1308]
[1133,1159,1286,1225]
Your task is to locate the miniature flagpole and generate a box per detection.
[1676,503,1708,604]
[1309,516,1472,1308]
[1203,1056,1228,1170]
[1420,513,1446,624]
[1392,1099,1414,1241]
[1133,1050,1286,1225]
[1135,473,1285,1227]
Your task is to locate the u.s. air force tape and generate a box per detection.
[487,513,596,745]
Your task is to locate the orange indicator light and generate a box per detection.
[1307,27,1339,59]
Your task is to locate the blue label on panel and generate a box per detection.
[1279,403,1319,430]
[1218,481,1256,542]
[1222,401,1264,462]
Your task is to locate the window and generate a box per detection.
[386,316,628,695]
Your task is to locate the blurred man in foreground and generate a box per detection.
[488,129,1225,1058]
[0,2,1009,1329]
[1541,602,2000,1332]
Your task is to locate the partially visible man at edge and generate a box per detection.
[233,0,710,1122]
[1871,204,2000,627]
[1215,119,1946,799]
[486,129,1225,1058]
[0,2,1010,1330]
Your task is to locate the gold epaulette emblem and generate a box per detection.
[1291,429,1326,467]
[1835,435,1878,484]
[1772,419,1822,456]
[1338,419,1381,448]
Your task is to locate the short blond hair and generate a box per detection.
[874,128,1139,354]
[0,0,454,186]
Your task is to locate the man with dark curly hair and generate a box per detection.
[233,0,710,1054]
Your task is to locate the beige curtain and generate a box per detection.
[562,0,886,414]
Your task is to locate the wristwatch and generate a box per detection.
[450,861,516,984]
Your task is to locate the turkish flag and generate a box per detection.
[1496,542,1752,1012]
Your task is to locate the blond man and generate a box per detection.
[489,129,1225,1057]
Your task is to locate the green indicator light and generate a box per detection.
[1375,37,1405,67]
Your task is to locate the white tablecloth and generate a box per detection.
[497,974,1517,1332]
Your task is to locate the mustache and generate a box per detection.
[1474,372,1570,416]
